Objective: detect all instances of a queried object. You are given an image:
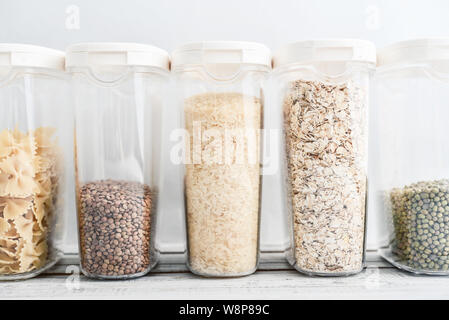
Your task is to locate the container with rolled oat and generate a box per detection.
[0,44,69,280]
[171,41,270,277]
[67,43,169,279]
[273,40,375,276]
[375,39,449,275]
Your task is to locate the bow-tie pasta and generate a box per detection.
[0,127,60,274]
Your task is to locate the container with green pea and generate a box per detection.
[375,39,449,275]
[382,180,449,274]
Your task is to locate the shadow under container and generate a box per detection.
[67,43,169,279]
[375,39,449,275]
[171,41,271,277]
[272,40,376,276]
[0,44,68,280]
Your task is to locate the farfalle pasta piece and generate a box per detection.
[0,197,33,220]
[14,213,35,244]
[33,239,47,257]
[32,229,46,245]
[32,196,48,230]
[19,239,47,272]
[0,129,36,161]
[18,242,38,272]
[0,239,21,266]
[13,130,37,158]
[0,151,38,197]
[32,224,45,238]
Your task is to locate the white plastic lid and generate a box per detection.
[66,42,170,70]
[0,44,65,71]
[378,38,449,67]
[273,39,376,68]
[171,41,271,68]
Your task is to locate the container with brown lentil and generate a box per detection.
[77,180,154,278]
[68,42,168,279]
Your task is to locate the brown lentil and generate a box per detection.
[78,180,153,277]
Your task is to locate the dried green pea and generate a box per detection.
[390,179,449,272]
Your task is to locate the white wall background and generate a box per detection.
[1,0,449,253]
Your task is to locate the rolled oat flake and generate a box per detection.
[283,79,368,275]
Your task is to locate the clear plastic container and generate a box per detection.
[67,43,169,279]
[171,41,271,277]
[375,39,449,275]
[0,44,68,280]
[272,40,375,276]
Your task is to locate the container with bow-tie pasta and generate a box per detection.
[0,44,70,280]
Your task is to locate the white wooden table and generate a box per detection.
[2,251,449,300]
